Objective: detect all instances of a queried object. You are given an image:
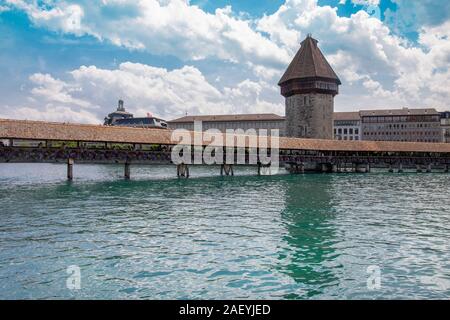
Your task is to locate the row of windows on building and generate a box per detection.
[334,128,359,135]
[363,131,441,136]
[369,138,441,143]
[171,121,284,130]
[366,123,440,129]
[334,121,359,126]
[362,115,441,123]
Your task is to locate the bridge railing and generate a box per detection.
[281,155,450,165]
[0,147,173,163]
[2,146,450,166]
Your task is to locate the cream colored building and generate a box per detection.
[168,114,286,136]
[333,112,361,141]
[361,108,442,143]
[334,108,443,143]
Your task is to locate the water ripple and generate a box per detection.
[0,164,449,299]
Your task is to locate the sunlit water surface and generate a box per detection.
[0,163,449,299]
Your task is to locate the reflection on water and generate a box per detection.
[279,176,339,299]
[0,163,449,299]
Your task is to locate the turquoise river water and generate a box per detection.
[0,163,449,299]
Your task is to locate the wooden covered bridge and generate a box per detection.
[1,119,450,179]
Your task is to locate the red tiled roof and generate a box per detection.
[360,108,439,116]
[168,113,285,123]
[334,112,361,121]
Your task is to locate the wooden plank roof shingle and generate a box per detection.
[278,35,341,85]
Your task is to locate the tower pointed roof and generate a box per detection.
[278,35,341,86]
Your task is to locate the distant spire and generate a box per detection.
[117,99,125,111]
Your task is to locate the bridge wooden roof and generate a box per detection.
[1,118,450,153]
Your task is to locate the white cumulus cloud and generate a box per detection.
[5,0,290,68]
[0,62,283,123]
[3,0,450,120]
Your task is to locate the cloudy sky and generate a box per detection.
[0,0,449,124]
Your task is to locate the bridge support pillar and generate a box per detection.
[257,163,272,175]
[366,164,371,173]
[298,163,305,174]
[416,165,423,173]
[332,164,338,173]
[388,164,394,173]
[221,164,234,176]
[355,164,367,173]
[320,163,332,173]
[287,163,304,174]
[124,162,131,180]
[67,158,74,181]
[177,163,190,178]
[445,165,449,173]
[426,164,432,173]
[398,163,403,173]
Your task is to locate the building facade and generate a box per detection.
[441,111,450,143]
[169,108,445,142]
[334,108,443,143]
[104,100,168,129]
[104,100,133,125]
[360,108,442,143]
[333,112,361,141]
[168,114,285,136]
[113,117,168,129]
[278,35,341,139]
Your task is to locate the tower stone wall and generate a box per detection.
[285,93,334,139]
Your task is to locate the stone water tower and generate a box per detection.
[279,34,341,139]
